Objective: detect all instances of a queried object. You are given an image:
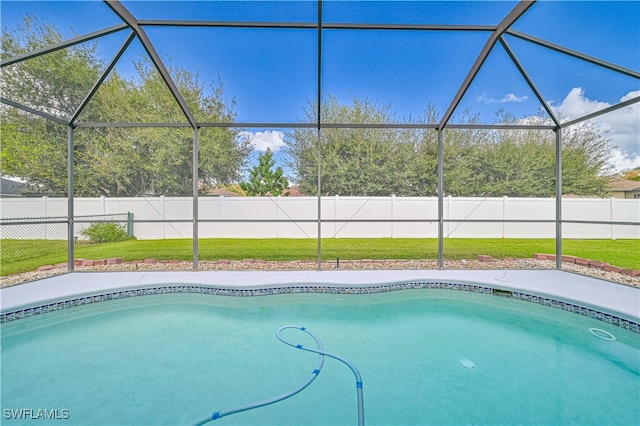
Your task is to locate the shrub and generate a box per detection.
[81,223,132,243]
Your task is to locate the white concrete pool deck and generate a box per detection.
[1,269,639,321]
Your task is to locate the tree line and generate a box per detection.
[1,16,613,198]
[284,97,612,197]
[1,16,250,197]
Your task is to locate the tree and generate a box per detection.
[285,96,613,197]
[240,148,290,196]
[621,167,640,181]
[1,14,104,118]
[561,121,613,196]
[1,16,252,196]
[466,113,612,197]
[74,61,252,196]
[219,183,247,196]
[1,15,102,194]
[0,115,69,194]
[285,95,436,196]
[285,98,489,196]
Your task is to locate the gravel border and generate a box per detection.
[2,258,639,289]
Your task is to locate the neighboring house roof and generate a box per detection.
[203,186,303,197]
[207,188,242,197]
[287,185,303,197]
[608,180,640,191]
[0,177,30,197]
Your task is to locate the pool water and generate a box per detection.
[2,290,639,425]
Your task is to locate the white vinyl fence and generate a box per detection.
[1,196,639,240]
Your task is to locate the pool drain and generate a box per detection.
[589,328,616,341]
[459,359,475,369]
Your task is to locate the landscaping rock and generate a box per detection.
[3,258,639,289]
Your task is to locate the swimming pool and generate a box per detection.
[2,284,639,425]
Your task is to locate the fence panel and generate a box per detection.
[1,196,638,239]
[392,197,439,238]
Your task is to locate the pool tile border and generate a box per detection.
[1,281,638,333]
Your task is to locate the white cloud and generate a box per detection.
[240,130,287,152]
[478,92,528,104]
[553,88,640,172]
[499,93,528,103]
[553,87,609,117]
[609,149,640,174]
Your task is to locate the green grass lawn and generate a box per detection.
[1,238,638,277]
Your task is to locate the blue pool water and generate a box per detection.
[2,289,639,425]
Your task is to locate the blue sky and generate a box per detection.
[2,1,639,173]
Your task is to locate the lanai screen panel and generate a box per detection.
[1,1,639,272]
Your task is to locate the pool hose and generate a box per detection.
[195,325,364,426]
